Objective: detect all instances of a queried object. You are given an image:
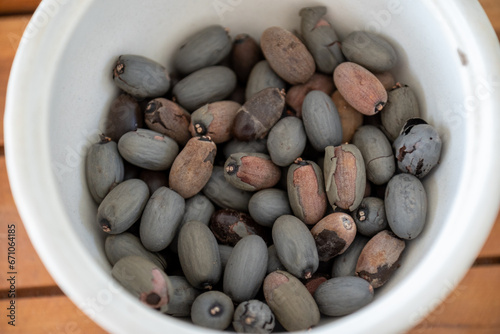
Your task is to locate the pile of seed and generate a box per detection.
[87,6,443,332]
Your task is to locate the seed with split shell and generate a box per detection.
[223,138,268,158]
[233,87,286,141]
[97,179,149,234]
[314,276,374,316]
[173,66,237,112]
[224,153,281,192]
[203,166,252,212]
[113,55,171,99]
[233,300,275,333]
[385,174,427,240]
[287,159,327,225]
[267,116,307,167]
[332,235,370,277]
[353,197,387,237]
[104,94,142,142]
[356,230,405,288]
[352,125,395,185]
[341,31,397,72]
[311,213,357,262]
[323,144,366,211]
[105,232,166,269]
[189,101,241,144]
[272,215,319,280]
[248,188,292,227]
[140,187,185,252]
[144,98,191,146]
[299,6,344,74]
[261,26,316,84]
[302,90,343,151]
[174,25,232,75]
[169,136,217,199]
[178,221,221,290]
[223,235,268,303]
[164,276,201,317]
[381,85,421,141]
[263,270,320,331]
[86,136,124,203]
[331,90,363,143]
[191,291,234,330]
[118,129,179,171]
[209,209,271,247]
[334,62,388,116]
[286,73,335,118]
[112,256,172,312]
[245,60,286,100]
[231,34,263,84]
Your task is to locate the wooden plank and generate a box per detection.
[478,210,500,258]
[480,0,500,38]
[0,295,107,333]
[0,0,40,15]
[0,156,56,291]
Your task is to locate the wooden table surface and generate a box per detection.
[0,1,499,333]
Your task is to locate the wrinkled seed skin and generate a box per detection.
[97,179,149,234]
[233,87,285,141]
[140,187,186,252]
[272,215,319,279]
[174,25,232,75]
[287,160,327,225]
[189,101,241,144]
[86,139,124,203]
[118,129,179,171]
[223,138,268,158]
[267,116,307,167]
[261,26,316,84]
[144,98,191,146]
[223,235,268,303]
[267,245,285,274]
[178,221,222,290]
[191,291,234,330]
[105,232,166,269]
[203,166,252,212]
[353,197,388,237]
[311,213,357,262]
[169,137,216,199]
[104,94,142,142]
[332,235,370,277]
[314,276,374,316]
[331,90,363,143]
[248,188,292,227]
[173,66,237,112]
[352,125,395,185]
[233,300,275,333]
[245,60,286,100]
[286,73,335,118]
[224,153,281,191]
[302,90,343,151]
[341,31,397,72]
[334,62,388,116]
[356,230,405,288]
[263,270,320,331]
[385,174,427,240]
[381,86,421,141]
[394,123,442,179]
[231,34,263,84]
[164,276,201,317]
[209,209,271,246]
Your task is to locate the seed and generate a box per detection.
[353,197,388,237]
[144,98,191,146]
[164,276,201,317]
[331,235,370,277]
[138,169,168,195]
[266,245,285,274]
[267,116,307,167]
[224,153,281,191]
[233,300,275,333]
[331,90,364,143]
[231,34,263,84]
[381,85,421,141]
[374,71,396,90]
[181,194,215,227]
[223,138,268,158]
[191,291,234,330]
[311,213,357,262]
[248,188,292,228]
[189,101,241,144]
[104,232,166,269]
[103,94,142,142]
[218,244,233,271]
[286,73,335,118]
[341,31,397,72]
[245,60,286,100]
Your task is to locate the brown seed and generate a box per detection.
[138,169,168,194]
[189,101,240,144]
[169,136,216,199]
[356,230,405,288]
[311,213,357,262]
[331,90,363,143]
[224,153,281,191]
[144,98,191,146]
[333,62,388,116]
[304,274,329,295]
[232,87,285,141]
[209,209,271,246]
[374,71,397,91]
[231,34,263,83]
[104,94,143,142]
[261,26,316,84]
[286,73,335,118]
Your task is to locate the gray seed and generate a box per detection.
[223,235,268,303]
[173,66,237,111]
[117,129,179,171]
[342,31,397,72]
[267,245,285,274]
[174,25,232,75]
[223,138,268,158]
[314,276,374,316]
[272,215,319,279]
[385,174,427,240]
[353,197,387,237]
[233,300,275,333]
[105,232,166,269]
[245,60,286,100]
[352,125,395,185]
[267,116,307,167]
[381,85,421,141]
[191,291,234,330]
[86,137,124,203]
[97,179,149,234]
[178,221,221,290]
[332,235,370,277]
[182,194,215,226]
[164,276,201,317]
[248,189,292,228]
[112,55,170,99]
[140,187,185,252]
[302,90,343,151]
[218,244,234,271]
[203,166,253,212]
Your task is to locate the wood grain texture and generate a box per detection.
[0,0,40,15]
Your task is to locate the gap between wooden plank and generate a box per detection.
[0,285,62,299]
